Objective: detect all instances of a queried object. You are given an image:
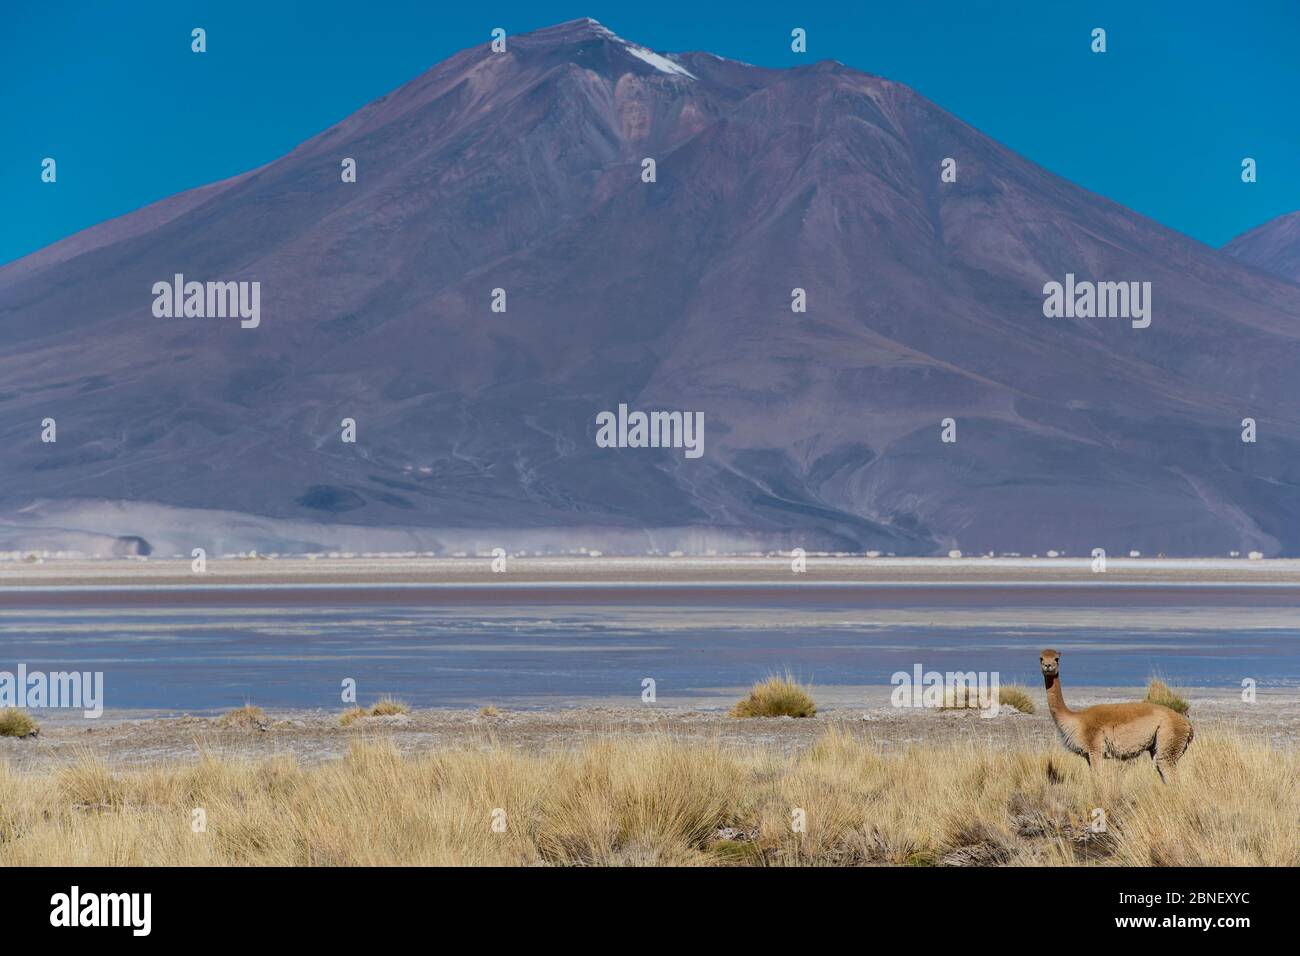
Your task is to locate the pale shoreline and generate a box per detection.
[4,686,1295,771]
[4,554,1300,589]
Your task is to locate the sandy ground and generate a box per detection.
[3,686,1294,771]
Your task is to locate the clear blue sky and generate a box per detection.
[3,0,1298,265]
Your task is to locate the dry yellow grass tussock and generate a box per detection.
[730,675,817,718]
[368,697,409,717]
[1144,679,1190,715]
[217,705,269,731]
[0,729,1293,866]
[0,708,39,738]
[939,684,1036,714]
[340,697,412,726]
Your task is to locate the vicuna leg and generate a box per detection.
[1153,728,1185,783]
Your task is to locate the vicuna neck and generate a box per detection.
[1044,673,1072,717]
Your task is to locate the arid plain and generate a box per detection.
[1,556,1295,865]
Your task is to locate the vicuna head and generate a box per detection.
[1039,648,1061,677]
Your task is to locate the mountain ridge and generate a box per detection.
[1225,210,1300,284]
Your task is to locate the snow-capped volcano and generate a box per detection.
[3,19,1300,556]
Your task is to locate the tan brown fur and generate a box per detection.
[1039,649,1193,782]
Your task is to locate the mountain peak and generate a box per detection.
[519,17,626,46]
[531,17,614,37]
[1224,210,1300,284]
[518,18,697,79]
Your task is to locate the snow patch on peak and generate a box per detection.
[703,51,756,67]
[560,19,695,78]
[582,18,617,38]
[621,43,696,79]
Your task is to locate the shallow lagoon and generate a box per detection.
[1,584,1295,710]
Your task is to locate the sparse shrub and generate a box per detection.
[479,705,500,718]
[940,686,989,709]
[369,697,409,717]
[940,686,978,709]
[730,674,816,718]
[218,704,268,731]
[57,755,122,810]
[339,698,410,726]
[710,839,763,864]
[0,709,39,738]
[1145,679,1189,715]
[939,684,1034,714]
[997,686,1036,714]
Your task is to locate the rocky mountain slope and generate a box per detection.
[3,18,1299,556]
